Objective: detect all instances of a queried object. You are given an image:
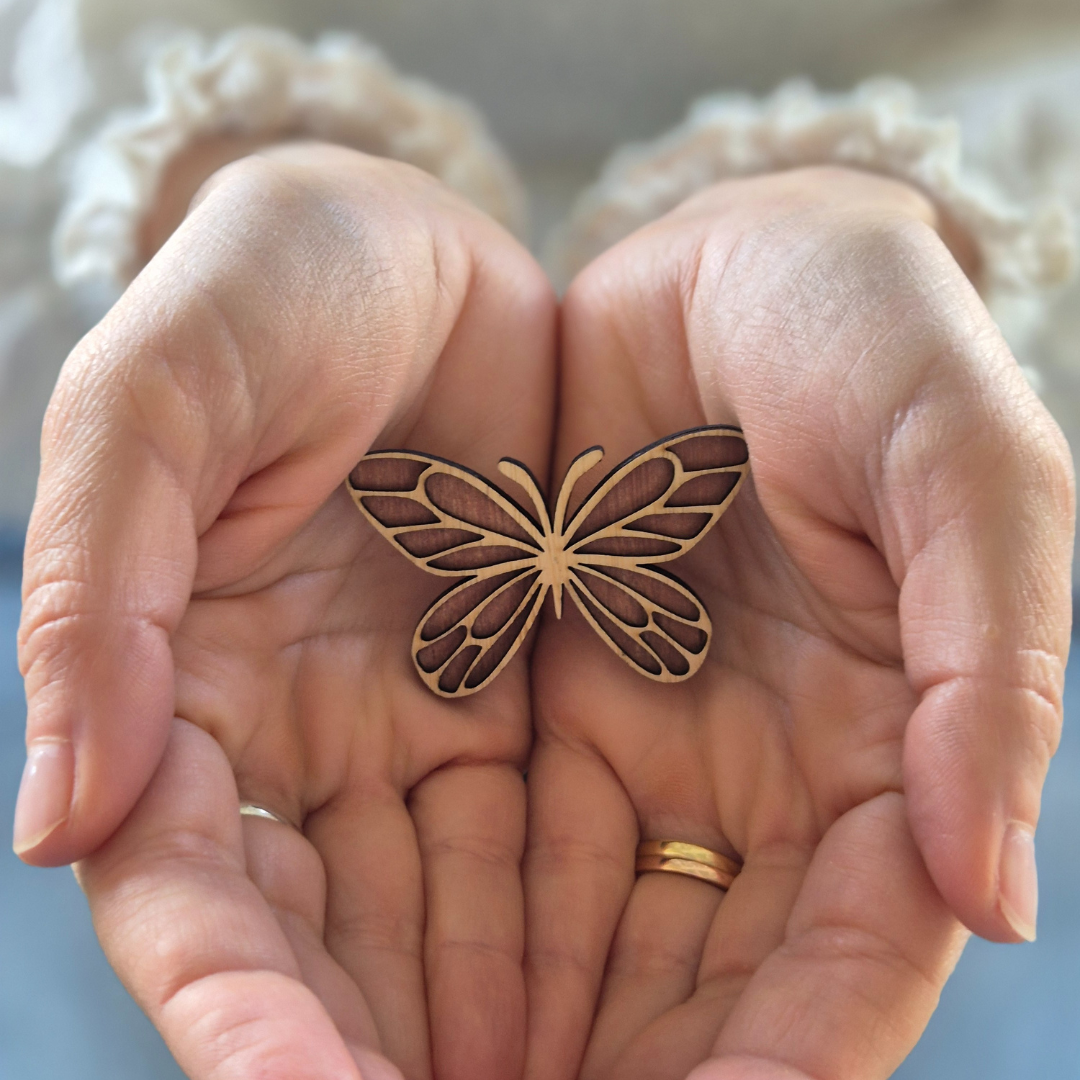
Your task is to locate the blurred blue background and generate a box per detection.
[0,542,1078,1080]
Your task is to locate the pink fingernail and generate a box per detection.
[998,821,1038,942]
[12,739,74,855]
[349,1046,405,1080]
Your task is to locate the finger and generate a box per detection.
[411,762,527,1080]
[308,789,432,1080]
[523,734,639,1080]
[579,871,721,1080]
[14,339,200,865]
[240,812,382,1056]
[691,793,966,1080]
[890,360,1074,942]
[585,848,807,1080]
[79,717,371,1080]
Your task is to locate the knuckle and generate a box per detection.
[525,944,593,980]
[784,921,947,996]
[42,298,245,488]
[41,333,124,447]
[18,605,98,728]
[606,926,708,980]
[430,937,517,965]
[419,832,521,870]
[971,399,1077,536]
[930,671,1064,767]
[18,569,94,671]
[18,566,173,721]
[526,834,628,880]
[1017,676,1063,763]
[1020,412,1075,516]
[159,975,321,1076]
[326,907,423,959]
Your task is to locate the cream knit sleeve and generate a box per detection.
[52,26,527,298]
[545,79,1076,370]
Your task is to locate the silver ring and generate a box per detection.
[239,802,296,828]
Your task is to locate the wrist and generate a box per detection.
[54,28,525,298]
[679,165,982,284]
[548,78,1072,363]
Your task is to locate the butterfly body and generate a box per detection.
[493,447,607,620]
[347,427,749,698]
[533,527,569,619]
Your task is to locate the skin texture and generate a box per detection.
[18,144,556,1080]
[523,169,1074,1080]
[14,151,1074,1080]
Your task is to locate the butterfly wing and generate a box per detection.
[412,569,548,696]
[348,451,546,576]
[560,426,749,682]
[347,451,549,696]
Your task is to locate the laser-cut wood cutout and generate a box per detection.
[347,426,750,697]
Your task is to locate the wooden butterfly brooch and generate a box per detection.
[347,425,749,698]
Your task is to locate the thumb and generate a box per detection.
[15,319,202,864]
[892,352,1074,943]
[14,148,478,865]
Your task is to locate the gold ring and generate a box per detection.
[239,802,296,829]
[635,839,742,890]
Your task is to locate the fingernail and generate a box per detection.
[348,1046,404,1080]
[12,739,74,855]
[998,821,1038,942]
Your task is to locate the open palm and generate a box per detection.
[524,170,1073,1080]
[18,145,555,1080]
[15,158,1072,1080]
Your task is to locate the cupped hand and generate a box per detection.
[16,144,556,1080]
[524,168,1074,1080]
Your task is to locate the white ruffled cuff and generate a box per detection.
[547,79,1076,359]
[53,27,527,297]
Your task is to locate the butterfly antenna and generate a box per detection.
[497,459,550,529]
[553,447,605,536]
